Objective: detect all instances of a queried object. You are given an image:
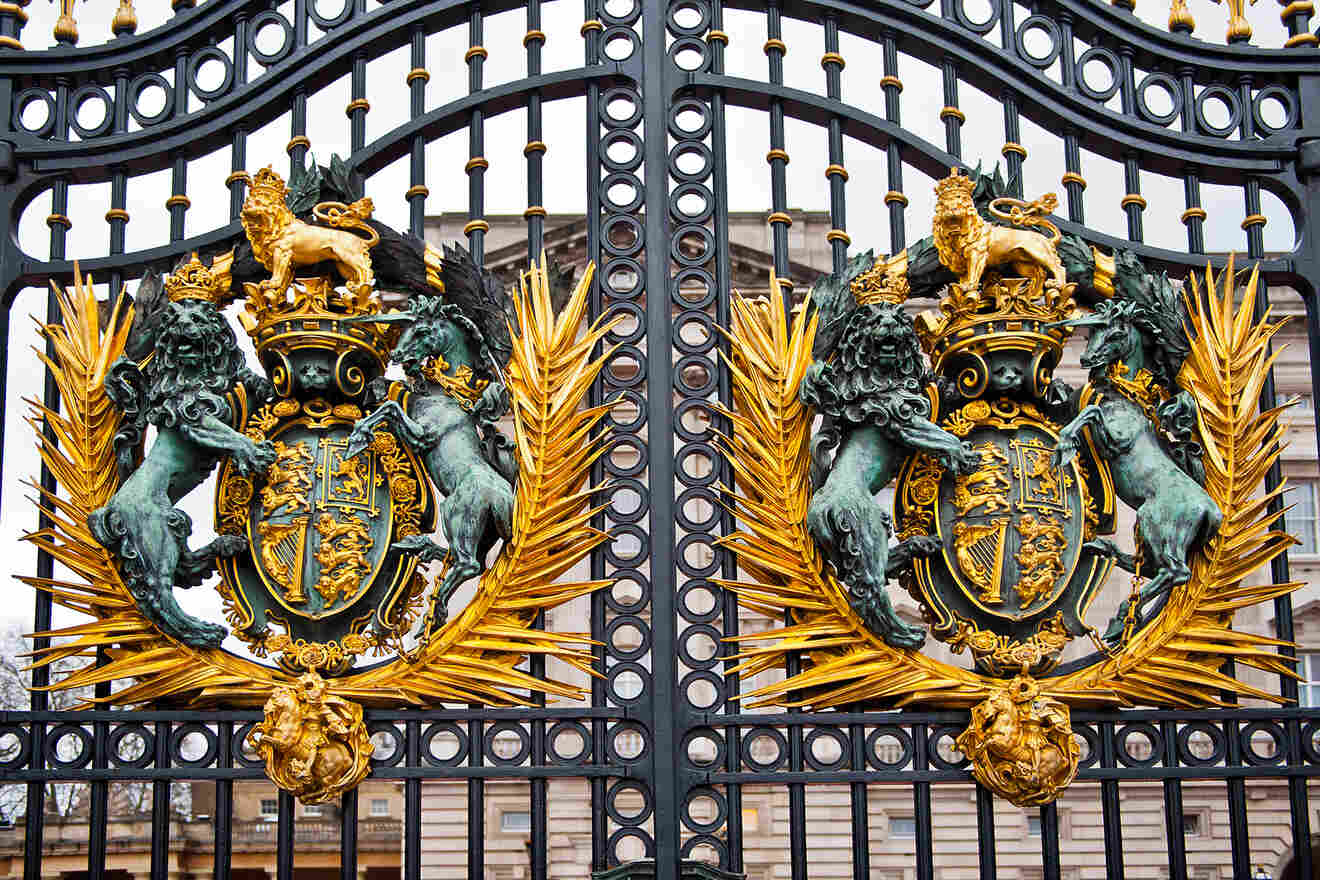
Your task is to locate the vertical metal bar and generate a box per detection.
[1001,91,1024,197]
[349,51,367,153]
[912,725,933,880]
[642,0,679,869]
[975,785,996,880]
[1057,11,1082,223]
[822,14,846,274]
[465,1,487,264]
[765,1,791,291]
[228,12,250,221]
[151,721,172,880]
[880,31,905,253]
[1160,719,1188,880]
[407,24,427,238]
[709,2,742,872]
[468,710,485,880]
[277,790,295,880]
[289,0,309,181]
[341,789,358,880]
[583,0,608,868]
[87,670,109,880]
[1040,804,1062,880]
[848,715,869,880]
[169,155,188,241]
[1099,721,1125,880]
[1178,66,1205,254]
[1121,153,1144,243]
[786,626,808,880]
[524,0,545,258]
[25,72,71,880]
[1221,661,1251,880]
[214,720,234,880]
[939,58,963,160]
[405,720,421,880]
[525,8,548,876]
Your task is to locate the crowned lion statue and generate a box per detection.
[88,252,276,648]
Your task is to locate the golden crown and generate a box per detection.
[913,275,1076,380]
[165,250,233,305]
[246,165,288,206]
[239,276,396,374]
[850,251,909,306]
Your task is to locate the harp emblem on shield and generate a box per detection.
[258,517,310,603]
[953,518,1010,604]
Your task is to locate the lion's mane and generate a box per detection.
[799,301,935,432]
[108,299,250,472]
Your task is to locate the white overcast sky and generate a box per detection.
[0,0,1302,643]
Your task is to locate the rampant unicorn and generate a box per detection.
[1050,251,1221,642]
[344,245,519,632]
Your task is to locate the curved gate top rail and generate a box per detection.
[0,1,1318,880]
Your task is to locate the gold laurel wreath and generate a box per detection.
[24,261,617,707]
[718,264,1298,709]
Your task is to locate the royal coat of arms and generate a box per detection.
[22,153,618,804]
[720,165,1300,807]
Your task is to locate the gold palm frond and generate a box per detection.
[20,269,166,689]
[25,260,617,708]
[352,256,620,704]
[721,264,1298,710]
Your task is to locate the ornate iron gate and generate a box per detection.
[0,1,1318,879]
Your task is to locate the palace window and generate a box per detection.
[501,811,532,833]
[889,816,916,838]
[1028,815,1042,836]
[370,798,390,817]
[1291,480,1320,555]
[303,804,323,817]
[260,798,278,818]
[1299,653,1320,707]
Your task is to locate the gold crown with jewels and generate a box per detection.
[165,250,234,305]
[239,276,396,378]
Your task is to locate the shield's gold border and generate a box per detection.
[717,265,1299,710]
[22,261,617,708]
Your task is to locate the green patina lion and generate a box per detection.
[800,253,979,650]
[89,255,277,648]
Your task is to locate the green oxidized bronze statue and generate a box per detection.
[1051,250,1221,643]
[800,252,979,650]
[89,252,277,648]
[345,244,519,632]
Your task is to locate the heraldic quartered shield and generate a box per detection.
[897,393,1111,675]
[216,273,434,668]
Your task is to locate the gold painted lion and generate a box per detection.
[241,165,379,311]
[932,169,1066,292]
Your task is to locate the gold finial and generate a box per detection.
[1168,0,1196,31]
[112,0,137,36]
[53,0,76,44]
[165,251,233,305]
[1220,0,1256,41]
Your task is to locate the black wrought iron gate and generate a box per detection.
[1,1,1319,879]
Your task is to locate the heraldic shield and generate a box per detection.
[896,397,1112,675]
[216,394,433,651]
[214,272,436,670]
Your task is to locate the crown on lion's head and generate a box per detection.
[165,251,232,306]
